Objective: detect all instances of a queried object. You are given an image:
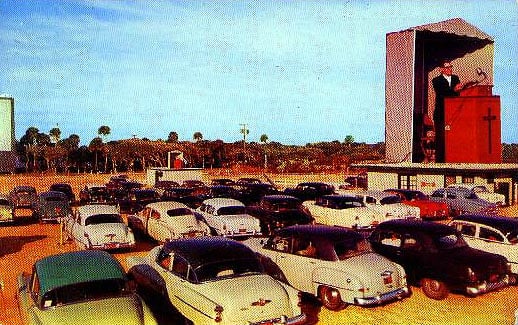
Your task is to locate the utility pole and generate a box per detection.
[240,123,248,162]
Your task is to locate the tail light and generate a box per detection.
[214,305,223,322]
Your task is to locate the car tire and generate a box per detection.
[421,278,449,300]
[318,285,345,310]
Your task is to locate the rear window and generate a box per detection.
[380,196,402,205]
[217,206,246,215]
[167,208,194,217]
[85,214,123,225]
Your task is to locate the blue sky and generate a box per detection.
[1,0,517,145]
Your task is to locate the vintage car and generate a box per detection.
[34,191,72,223]
[117,188,161,214]
[152,180,181,196]
[17,250,157,325]
[246,195,315,235]
[161,186,203,208]
[303,194,384,230]
[64,204,135,250]
[128,201,210,242]
[236,177,264,185]
[0,194,14,223]
[447,183,506,205]
[235,183,280,206]
[9,185,38,211]
[449,214,518,279]
[283,182,336,202]
[196,198,262,238]
[368,219,511,300]
[210,178,236,186]
[384,189,450,220]
[352,190,420,221]
[126,237,307,325]
[79,184,113,205]
[429,187,499,217]
[49,183,76,205]
[244,225,411,310]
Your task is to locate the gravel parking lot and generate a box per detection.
[1,173,517,325]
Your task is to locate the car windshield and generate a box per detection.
[269,200,300,210]
[380,196,402,205]
[193,258,263,282]
[217,206,246,215]
[506,232,518,244]
[167,208,194,217]
[335,199,364,209]
[435,234,467,249]
[334,238,371,260]
[40,278,128,308]
[85,214,123,225]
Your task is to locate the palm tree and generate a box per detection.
[260,134,269,144]
[98,125,111,142]
[344,135,355,146]
[193,131,203,142]
[49,127,61,144]
[168,131,179,143]
[89,137,103,172]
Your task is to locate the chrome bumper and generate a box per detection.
[249,313,307,325]
[354,286,411,306]
[466,275,510,296]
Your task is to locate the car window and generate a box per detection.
[436,233,467,249]
[172,255,190,279]
[150,210,160,220]
[380,231,402,247]
[84,214,123,226]
[380,196,402,205]
[431,189,444,198]
[167,208,193,217]
[479,227,504,242]
[335,238,370,260]
[402,234,422,252]
[365,196,376,204]
[41,279,126,308]
[194,258,263,282]
[452,222,476,237]
[217,206,245,215]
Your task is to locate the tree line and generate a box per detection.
[14,125,518,174]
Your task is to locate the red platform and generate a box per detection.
[444,85,501,163]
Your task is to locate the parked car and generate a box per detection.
[384,189,449,220]
[429,187,499,217]
[126,237,307,325]
[368,219,511,300]
[449,214,518,280]
[447,183,506,205]
[152,180,181,196]
[161,186,203,208]
[117,188,161,214]
[235,183,280,206]
[49,183,76,205]
[302,194,384,230]
[17,250,157,325]
[0,194,14,223]
[79,184,112,205]
[236,177,263,185]
[344,174,368,190]
[128,201,210,243]
[196,198,262,238]
[34,191,72,223]
[211,178,236,186]
[283,182,336,202]
[246,195,315,235]
[244,225,411,310]
[64,204,135,250]
[202,185,241,200]
[353,190,421,221]
[9,185,37,210]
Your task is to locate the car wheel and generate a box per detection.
[421,278,449,300]
[318,285,345,310]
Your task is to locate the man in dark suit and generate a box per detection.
[432,61,463,163]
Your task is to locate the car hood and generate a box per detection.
[194,274,295,323]
[33,295,152,325]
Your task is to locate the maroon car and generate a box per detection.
[384,189,450,220]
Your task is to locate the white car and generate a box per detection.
[64,204,135,250]
[196,198,261,238]
[244,225,410,310]
[352,190,420,221]
[127,201,210,243]
[127,237,307,325]
[302,194,384,229]
[447,183,506,205]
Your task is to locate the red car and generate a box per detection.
[384,189,449,220]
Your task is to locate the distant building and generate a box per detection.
[0,96,16,173]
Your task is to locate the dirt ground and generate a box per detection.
[1,172,517,325]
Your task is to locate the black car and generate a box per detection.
[117,188,161,214]
[368,219,510,300]
[49,183,76,205]
[161,187,203,209]
[79,184,113,205]
[246,195,315,235]
[283,182,335,201]
[235,183,280,206]
[9,185,38,210]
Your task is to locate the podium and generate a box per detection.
[443,85,501,163]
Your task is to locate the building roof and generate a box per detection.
[409,18,493,41]
[352,162,518,174]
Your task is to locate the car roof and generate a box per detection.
[77,204,119,216]
[202,197,245,207]
[162,237,257,269]
[376,219,456,236]
[320,194,362,201]
[11,185,36,192]
[262,194,300,202]
[35,250,125,294]
[453,214,518,233]
[275,224,362,242]
[144,201,190,211]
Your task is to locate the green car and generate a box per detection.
[17,250,158,325]
[0,194,14,223]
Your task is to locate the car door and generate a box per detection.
[268,234,319,293]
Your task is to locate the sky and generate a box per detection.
[1,0,517,146]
